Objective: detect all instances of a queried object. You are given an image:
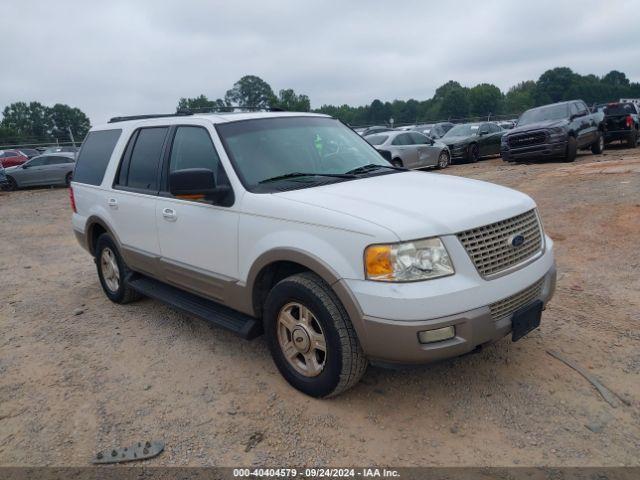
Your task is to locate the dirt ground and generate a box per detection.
[1,145,639,468]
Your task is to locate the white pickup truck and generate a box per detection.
[70,110,556,397]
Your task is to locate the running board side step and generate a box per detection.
[128,274,263,340]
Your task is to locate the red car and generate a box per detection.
[0,150,28,167]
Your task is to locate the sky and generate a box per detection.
[1,0,639,125]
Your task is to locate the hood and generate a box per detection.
[509,119,567,134]
[275,172,535,240]
[442,135,474,145]
[4,165,20,173]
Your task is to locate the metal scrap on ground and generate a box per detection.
[92,440,165,464]
[547,350,629,408]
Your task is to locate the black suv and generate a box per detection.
[501,100,605,163]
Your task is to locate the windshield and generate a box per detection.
[518,104,569,125]
[365,134,388,145]
[217,117,394,192]
[443,124,481,138]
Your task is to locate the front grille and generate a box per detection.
[490,277,544,321]
[508,131,547,149]
[457,210,543,278]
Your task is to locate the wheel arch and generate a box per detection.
[85,215,122,257]
[237,248,366,346]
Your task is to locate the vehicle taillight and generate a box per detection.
[69,186,77,213]
[626,115,633,128]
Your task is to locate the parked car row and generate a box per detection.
[0,153,75,190]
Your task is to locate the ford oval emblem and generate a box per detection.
[509,234,525,248]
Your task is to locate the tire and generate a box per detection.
[4,176,17,191]
[467,143,479,163]
[264,272,367,398]
[564,136,577,162]
[95,233,142,304]
[392,158,403,168]
[627,129,638,148]
[65,172,73,186]
[591,133,604,155]
[435,151,450,169]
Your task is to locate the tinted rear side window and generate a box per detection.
[126,127,168,191]
[73,129,122,185]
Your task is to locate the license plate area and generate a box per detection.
[511,300,543,342]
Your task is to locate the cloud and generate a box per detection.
[1,0,638,124]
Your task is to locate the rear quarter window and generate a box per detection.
[73,129,122,186]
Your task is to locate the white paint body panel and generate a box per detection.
[72,112,555,324]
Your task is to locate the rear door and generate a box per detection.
[409,132,437,167]
[155,124,239,302]
[109,127,167,274]
[45,156,73,184]
[391,133,416,167]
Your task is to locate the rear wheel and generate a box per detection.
[436,151,450,169]
[591,133,604,154]
[627,129,638,148]
[564,136,577,162]
[264,272,367,398]
[95,233,142,304]
[4,176,17,191]
[65,172,73,186]
[467,143,479,163]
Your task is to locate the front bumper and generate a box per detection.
[340,235,556,365]
[501,140,566,161]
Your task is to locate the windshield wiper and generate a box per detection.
[345,164,407,175]
[259,172,356,184]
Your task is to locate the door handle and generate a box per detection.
[107,198,118,208]
[162,208,177,221]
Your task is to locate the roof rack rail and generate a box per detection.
[108,111,193,123]
[108,106,286,123]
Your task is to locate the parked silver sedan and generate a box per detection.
[364,130,451,169]
[3,153,75,190]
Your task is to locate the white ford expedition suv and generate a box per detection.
[71,110,556,397]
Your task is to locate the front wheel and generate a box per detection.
[467,143,479,163]
[65,172,73,186]
[264,272,367,398]
[591,133,604,155]
[436,151,450,169]
[391,158,403,168]
[564,136,577,162]
[4,176,17,191]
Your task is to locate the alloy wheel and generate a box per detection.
[100,247,120,292]
[439,152,449,168]
[277,302,327,377]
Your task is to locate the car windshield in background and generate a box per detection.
[518,104,569,125]
[603,103,636,115]
[217,117,394,192]
[365,134,388,145]
[443,124,480,137]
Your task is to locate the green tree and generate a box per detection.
[468,83,503,117]
[504,81,536,114]
[225,75,276,108]
[534,67,579,104]
[49,103,91,139]
[274,89,310,112]
[602,70,629,87]
[177,94,222,111]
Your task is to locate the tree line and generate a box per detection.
[2,66,639,146]
[176,68,640,127]
[0,102,91,147]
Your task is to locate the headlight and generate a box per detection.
[364,237,454,282]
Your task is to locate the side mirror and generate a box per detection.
[479,131,489,136]
[22,164,29,169]
[571,111,587,121]
[169,168,232,204]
